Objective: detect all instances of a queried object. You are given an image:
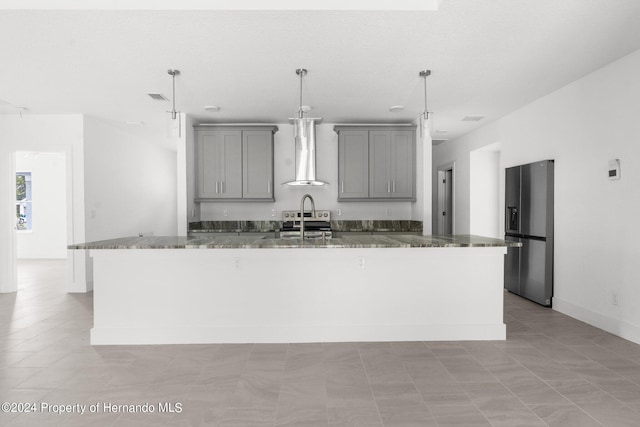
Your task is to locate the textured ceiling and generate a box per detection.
[1,0,640,142]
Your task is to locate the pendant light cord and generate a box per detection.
[299,70,304,119]
[421,69,431,120]
[172,73,176,119]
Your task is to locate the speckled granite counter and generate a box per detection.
[69,234,519,250]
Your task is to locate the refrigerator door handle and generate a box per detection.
[507,206,519,231]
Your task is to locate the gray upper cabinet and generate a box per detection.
[388,130,414,199]
[335,126,415,201]
[197,129,242,199]
[196,126,277,201]
[242,130,274,200]
[338,130,369,199]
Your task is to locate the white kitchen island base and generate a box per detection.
[89,244,507,345]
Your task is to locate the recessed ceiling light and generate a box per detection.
[204,105,221,112]
[461,116,485,122]
[389,105,404,113]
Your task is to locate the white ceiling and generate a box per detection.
[2,0,640,142]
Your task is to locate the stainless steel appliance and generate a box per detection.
[504,160,554,306]
[280,210,332,239]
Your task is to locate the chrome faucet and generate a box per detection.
[299,193,316,240]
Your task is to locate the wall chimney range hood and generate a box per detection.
[283,68,328,186]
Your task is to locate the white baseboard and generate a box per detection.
[553,297,640,345]
[90,324,507,345]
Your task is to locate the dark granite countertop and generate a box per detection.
[69,234,520,250]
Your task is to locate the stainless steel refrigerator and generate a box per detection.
[504,160,554,306]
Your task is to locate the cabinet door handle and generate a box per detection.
[215,181,219,194]
[387,181,391,193]
[222,181,225,194]
[341,181,344,193]
[392,181,396,193]
[267,181,271,194]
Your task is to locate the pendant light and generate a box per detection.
[419,69,431,120]
[167,69,180,120]
[419,69,432,138]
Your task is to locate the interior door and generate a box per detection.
[443,169,453,234]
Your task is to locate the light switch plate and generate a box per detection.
[608,159,620,180]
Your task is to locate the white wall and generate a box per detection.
[193,122,425,222]
[16,151,67,258]
[470,145,500,238]
[433,49,640,344]
[0,114,88,293]
[83,116,178,241]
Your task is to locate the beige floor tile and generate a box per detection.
[5,261,640,426]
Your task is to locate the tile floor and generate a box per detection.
[1,260,640,426]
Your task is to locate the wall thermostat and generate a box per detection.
[608,159,621,180]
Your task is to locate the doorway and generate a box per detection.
[436,162,455,234]
[9,149,70,292]
[15,151,68,261]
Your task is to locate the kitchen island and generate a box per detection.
[70,235,518,345]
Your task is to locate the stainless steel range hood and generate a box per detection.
[283,68,328,186]
[283,117,327,186]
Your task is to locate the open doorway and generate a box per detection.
[14,151,68,291]
[436,162,455,234]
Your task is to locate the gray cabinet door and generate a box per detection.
[338,130,369,199]
[219,130,243,199]
[369,130,391,198]
[243,130,274,200]
[390,130,414,198]
[197,130,222,199]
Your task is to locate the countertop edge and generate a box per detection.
[68,235,521,250]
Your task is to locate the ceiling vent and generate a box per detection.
[147,93,169,101]
[461,116,484,121]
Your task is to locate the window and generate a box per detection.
[16,172,32,231]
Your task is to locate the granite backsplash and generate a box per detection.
[189,220,423,233]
